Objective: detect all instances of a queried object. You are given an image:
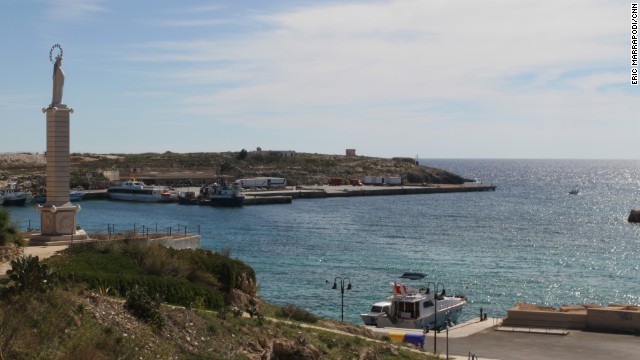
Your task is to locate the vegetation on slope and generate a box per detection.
[0,209,24,247]
[0,242,438,359]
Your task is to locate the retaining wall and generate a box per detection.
[133,234,201,250]
[504,303,640,333]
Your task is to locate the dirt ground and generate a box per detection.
[0,245,68,275]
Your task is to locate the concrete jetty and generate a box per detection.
[245,183,496,200]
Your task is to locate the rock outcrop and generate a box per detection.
[628,210,640,223]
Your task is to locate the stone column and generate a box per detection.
[45,106,72,205]
[31,105,87,245]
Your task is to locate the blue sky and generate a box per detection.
[1,0,637,158]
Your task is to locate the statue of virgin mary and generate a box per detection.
[51,54,64,107]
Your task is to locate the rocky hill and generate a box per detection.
[0,151,470,188]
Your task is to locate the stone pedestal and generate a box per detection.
[31,204,88,245]
[30,105,88,245]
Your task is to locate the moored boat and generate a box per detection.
[200,180,244,207]
[107,180,176,202]
[1,182,28,206]
[177,191,200,205]
[361,272,466,330]
[70,191,86,201]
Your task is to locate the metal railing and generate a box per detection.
[99,223,200,240]
[17,221,200,240]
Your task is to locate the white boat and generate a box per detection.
[70,191,86,201]
[361,272,466,330]
[200,180,244,207]
[107,180,176,202]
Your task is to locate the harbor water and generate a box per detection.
[5,159,640,325]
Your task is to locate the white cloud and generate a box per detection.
[47,0,108,21]
[116,0,636,157]
[162,19,226,27]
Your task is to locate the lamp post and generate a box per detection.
[445,310,450,360]
[331,276,352,322]
[433,282,445,354]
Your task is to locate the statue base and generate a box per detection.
[30,203,90,245]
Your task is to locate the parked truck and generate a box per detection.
[329,178,344,186]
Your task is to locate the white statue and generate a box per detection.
[51,55,64,106]
[50,44,64,107]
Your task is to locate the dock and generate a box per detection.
[245,183,496,200]
[364,317,497,340]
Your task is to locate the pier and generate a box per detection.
[246,183,496,201]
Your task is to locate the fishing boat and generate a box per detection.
[361,272,466,330]
[1,182,28,206]
[200,180,244,207]
[107,180,176,202]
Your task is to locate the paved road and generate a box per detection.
[435,325,640,360]
[369,318,640,360]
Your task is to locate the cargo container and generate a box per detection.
[329,178,343,186]
[385,177,402,185]
[235,177,287,188]
[362,176,402,186]
[363,176,376,184]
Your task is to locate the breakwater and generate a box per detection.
[250,184,496,200]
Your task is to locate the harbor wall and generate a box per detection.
[586,306,640,333]
[503,307,587,330]
[82,184,496,204]
[503,303,640,333]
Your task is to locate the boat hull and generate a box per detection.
[374,300,466,330]
[3,197,27,206]
[108,193,171,202]
[210,196,244,207]
[70,192,86,201]
[178,197,200,205]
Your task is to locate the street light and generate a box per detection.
[433,282,445,354]
[331,276,352,321]
[445,310,451,360]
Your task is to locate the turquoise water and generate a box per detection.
[5,159,640,324]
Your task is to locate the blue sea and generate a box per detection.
[5,159,640,324]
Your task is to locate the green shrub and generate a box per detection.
[50,243,253,310]
[7,255,57,293]
[276,304,318,324]
[124,286,164,330]
[0,209,23,247]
